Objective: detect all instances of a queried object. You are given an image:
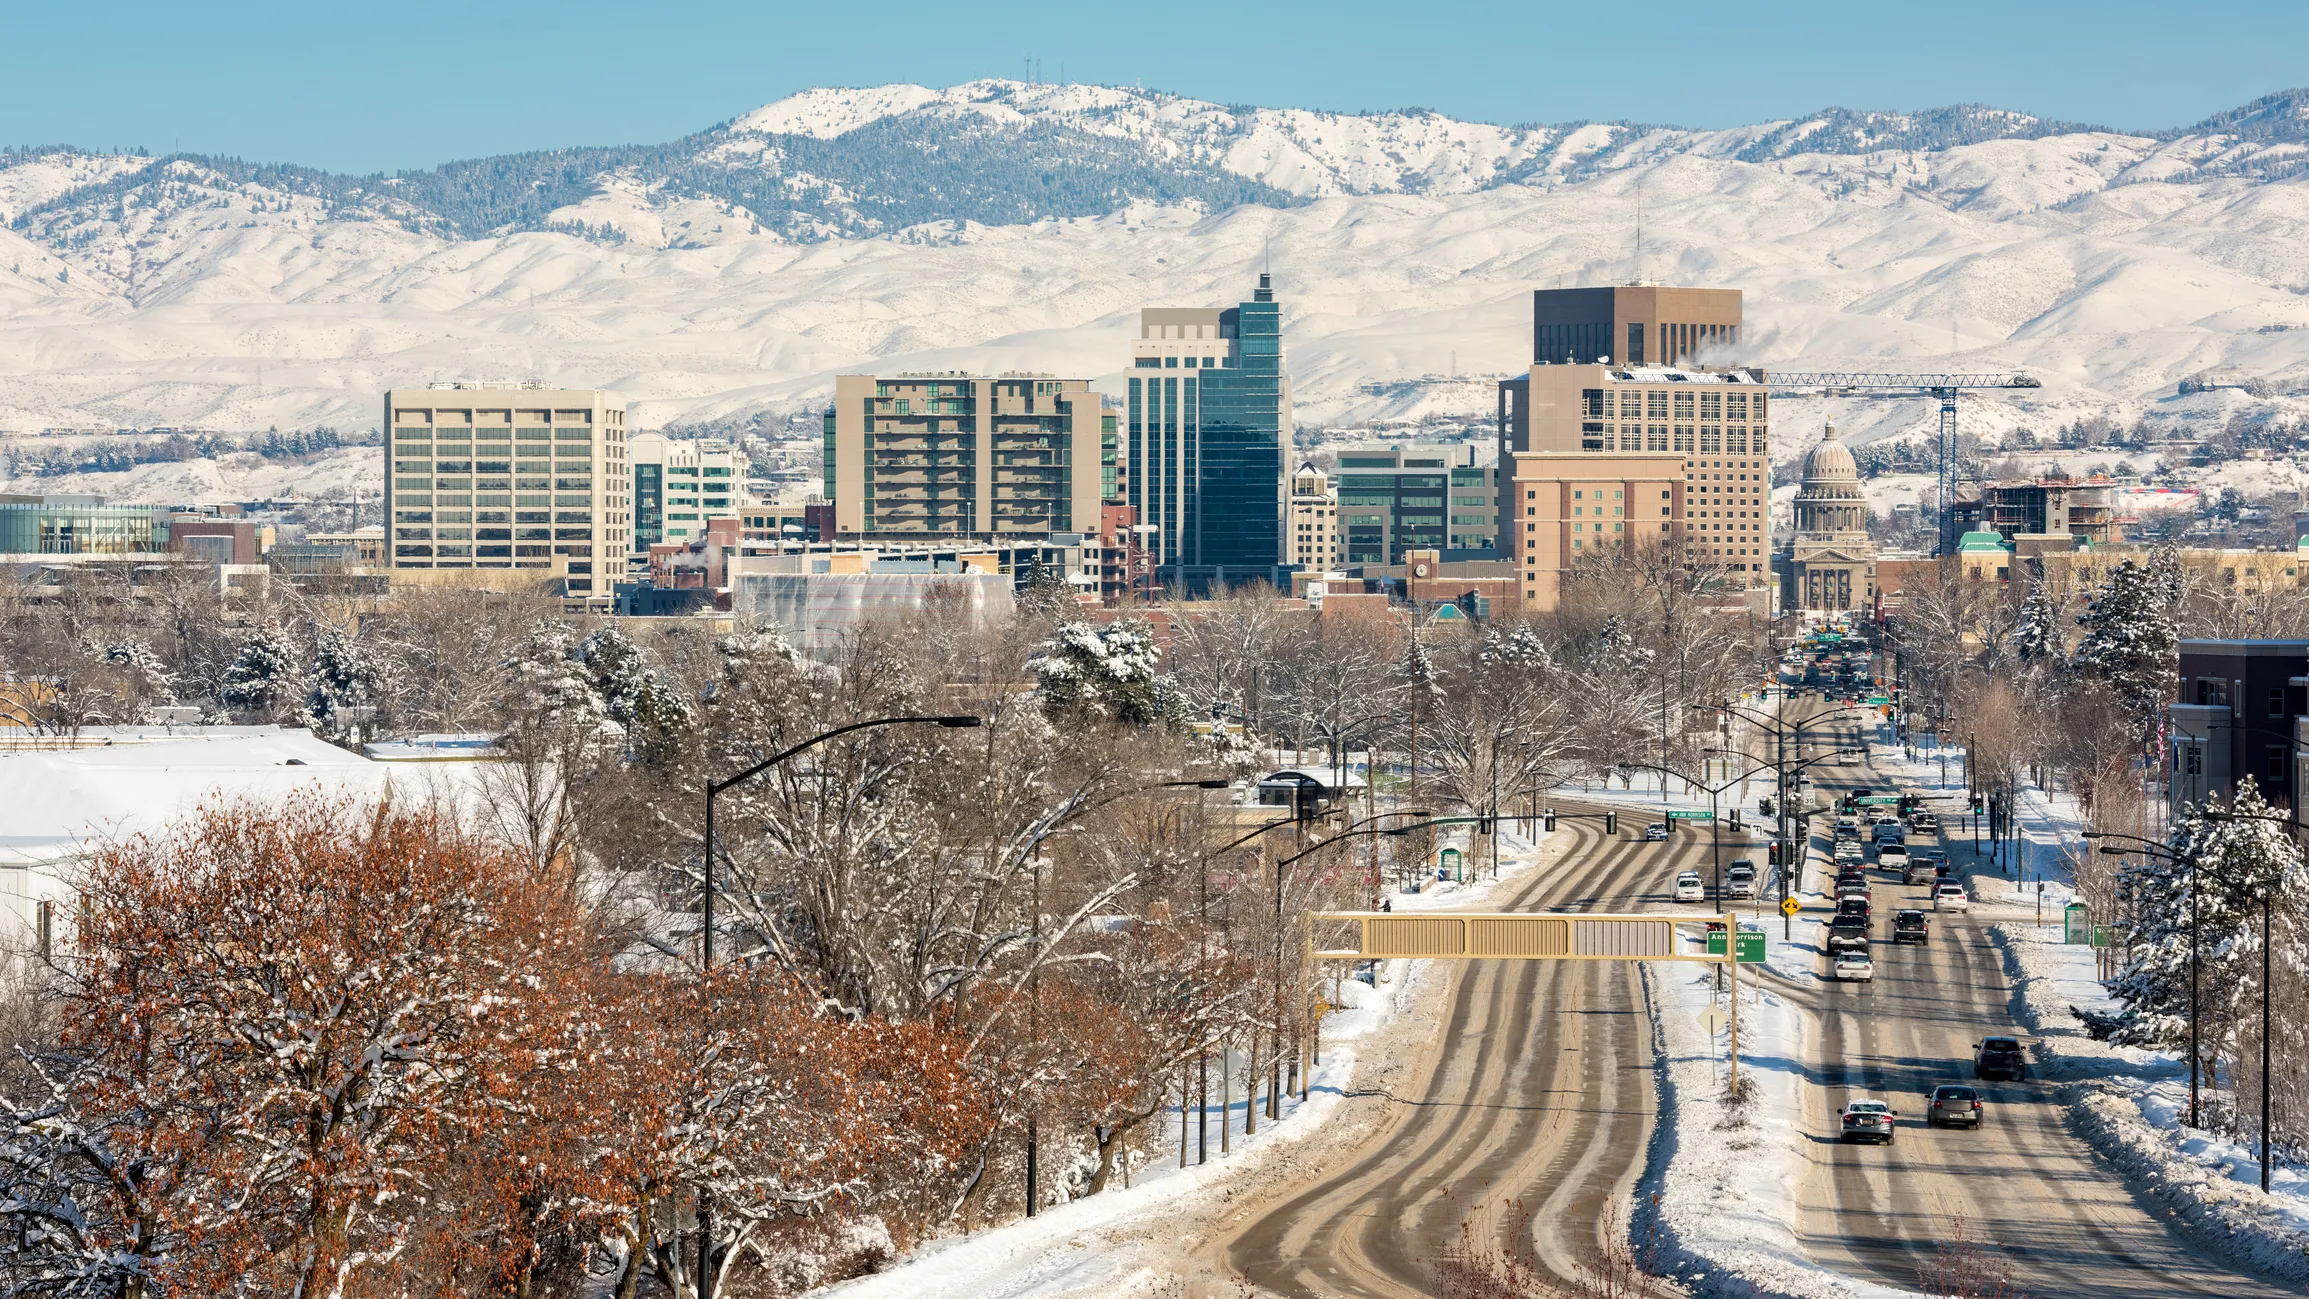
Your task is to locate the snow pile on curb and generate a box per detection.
[1991,921,2309,1287]
[1639,938,1917,1299]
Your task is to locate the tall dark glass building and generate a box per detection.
[1125,274,1290,590]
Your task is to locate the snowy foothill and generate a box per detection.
[1867,733,2309,1287]
[808,818,1569,1299]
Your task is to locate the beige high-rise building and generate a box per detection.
[384,385,629,600]
[1531,285,1744,368]
[1287,462,1338,569]
[827,373,1104,540]
[1507,451,1688,609]
[1498,361,1772,587]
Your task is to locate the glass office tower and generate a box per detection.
[1125,274,1289,589]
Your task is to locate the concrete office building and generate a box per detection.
[1330,444,1500,566]
[384,385,630,599]
[825,373,1103,541]
[1531,285,1744,368]
[1287,463,1339,570]
[629,433,746,553]
[1498,361,1769,600]
[1126,273,1291,587]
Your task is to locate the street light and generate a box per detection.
[702,715,981,969]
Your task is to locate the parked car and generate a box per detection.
[1892,910,1929,944]
[1675,870,1707,903]
[1928,1084,1984,1127]
[1834,952,1875,982]
[1645,822,1670,842]
[1839,1099,1898,1144]
[1933,881,1970,912]
[1974,1036,2028,1081]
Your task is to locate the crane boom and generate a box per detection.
[1766,372,2039,391]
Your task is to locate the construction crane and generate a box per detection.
[1765,372,2042,555]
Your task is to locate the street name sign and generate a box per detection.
[1667,809,1714,822]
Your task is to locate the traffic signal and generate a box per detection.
[1729,810,1744,831]
[1294,783,1321,822]
[1768,841,1783,867]
[1605,811,1619,835]
[1970,793,1985,813]
[1477,814,1495,835]
[1543,810,1558,833]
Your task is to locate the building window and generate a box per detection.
[2185,746,2202,776]
[2272,688,2288,719]
[2268,744,2287,786]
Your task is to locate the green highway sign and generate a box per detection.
[1736,931,1766,963]
[1854,795,1900,805]
[1866,695,1891,705]
[1667,809,1714,822]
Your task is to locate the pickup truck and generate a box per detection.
[1827,916,1870,954]
[1877,843,1910,872]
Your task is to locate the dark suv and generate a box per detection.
[1827,916,1869,954]
[1892,910,1928,944]
[1974,1036,2028,1081]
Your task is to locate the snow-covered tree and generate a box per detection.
[216,620,300,719]
[2111,779,2307,1053]
[302,619,383,735]
[2070,557,2177,735]
[2013,582,2062,664]
[1034,620,1176,726]
[574,627,693,759]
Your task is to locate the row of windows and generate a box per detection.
[1133,356,1227,369]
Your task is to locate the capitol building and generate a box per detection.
[1777,420,1878,613]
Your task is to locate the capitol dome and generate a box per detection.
[1801,419,1860,489]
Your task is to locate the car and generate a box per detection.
[1933,882,1970,912]
[1835,866,1869,887]
[1834,823,1863,844]
[1872,822,1906,845]
[1826,916,1870,953]
[1675,870,1707,903]
[1834,812,1860,832]
[1726,860,1758,897]
[1837,898,1872,925]
[1834,841,1865,865]
[1910,812,1939,832]
[1644,822,1670,842]
[1877,843,1910,871]
[1928,1084,1984,1127]
[1758,796,1777,817]
[1974,1036,2028,1081]
[1851,787,1876,800]
[1834,952,1875,982]
[1839,1099,1898,1144]
[1892,909,1929,944]
[1906,854,1944,886]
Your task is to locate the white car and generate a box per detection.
[1674,870,1707,903]
[1933,881,1970,912]
[1833,952,1875,982]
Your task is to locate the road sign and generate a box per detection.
[2089,926,2116,949]
[1698,1006,1728,1035]
[1866,694,1890,705]
[1781,896,1802,917]
[1854,795,1900,805]
[2063,901,2090,944]
[1705,921,1728,956]
[1736,930,1765,963]
[1667,809,1714,822]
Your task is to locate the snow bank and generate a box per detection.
[1992,921,2309,1286]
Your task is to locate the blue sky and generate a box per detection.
[10,0,2306,174]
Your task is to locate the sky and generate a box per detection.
[8,0,2307,175]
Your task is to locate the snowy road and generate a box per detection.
[1773,705,2294,1297]
[1194,807,1702,1297]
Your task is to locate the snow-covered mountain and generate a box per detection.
[3,80,2309,449]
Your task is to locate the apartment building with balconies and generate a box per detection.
[826,373,1103,541]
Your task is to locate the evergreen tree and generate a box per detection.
[2014,582,2062,663]
[1034,619,1175,726]
[216,621,300,719]
[303,620,382,734]
[573,627,692,759]
[2070,557,2177,734]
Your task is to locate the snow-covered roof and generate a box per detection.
[0,730,481,867]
